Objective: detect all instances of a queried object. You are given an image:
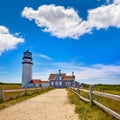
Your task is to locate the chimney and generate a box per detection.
[72,72,74,76]
[59,69,61,75]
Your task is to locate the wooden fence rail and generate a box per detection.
[93,100,120,120]
[93,91,120,101]
[71,87,120,120]
[72,89,90,102]
[4,89,25,92]
[4,88,41,93]
[79,89,120,101]
[0,87,42,101]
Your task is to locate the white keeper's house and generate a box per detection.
[49,70,79,88]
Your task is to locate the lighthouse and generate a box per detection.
[22,50,33,88]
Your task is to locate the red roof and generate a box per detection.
[41,81,49,83]
[29,79,41,84]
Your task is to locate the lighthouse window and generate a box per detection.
[24,59,31,62]
[25,54,31,57]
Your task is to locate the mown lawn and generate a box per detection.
[67,89,117,120]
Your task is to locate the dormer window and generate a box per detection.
[59,76,62,80]
[55,75,62,80]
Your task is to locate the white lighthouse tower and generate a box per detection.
[22,50,33,88]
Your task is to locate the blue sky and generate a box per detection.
[0,0,120,84]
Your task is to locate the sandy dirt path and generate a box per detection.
[0,89,79,120]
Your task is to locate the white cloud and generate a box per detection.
[103,0,120,4]
[87,4,120,29]
[0,26,9,33]
[33,61,120,84]
[77,64,120,80]
[22,3,120,39]
[1,61,120,84]
[22,5,89,39]
[53,63,120,81]
[0,25,24,55]
[37,53,52,60]
[113,0,120,4]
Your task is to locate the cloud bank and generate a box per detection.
[0,26,24,55]
[22,5,85,39]
[22,2,120,39]
[33,61,120,84]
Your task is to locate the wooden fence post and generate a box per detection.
[77,86,80,94]
[0,87,4,101]
[25,88,27,95]
[36,87,38,93]
[90,85,94,105]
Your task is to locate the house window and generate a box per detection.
[55,81,58,86]
[66,82,71,86]
[59,76,62,80]
[55,76,58,80]
[55,75,62,80]
[51,81,54,86]
[59,81,62,86]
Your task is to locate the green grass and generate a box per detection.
[79,90,90,99]
[67,89,117,120]
[77,90,120,114]
[0,83,22,90]
[94,95,120,114]
[94,84,120,95]
[0,87,55,109]
[4,91,25,102]
[82,84,120,95]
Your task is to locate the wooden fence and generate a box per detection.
[71,86,120,120]
[78,88,120,101]
[0,87,42,102]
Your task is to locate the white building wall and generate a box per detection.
[22,63,32,88]
[41,83,49,87]
[35,84,40,87]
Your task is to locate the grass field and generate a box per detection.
[0,82,22,90]
[78,90,120,114]
[82,84,120,95]
[67,89,117,120]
